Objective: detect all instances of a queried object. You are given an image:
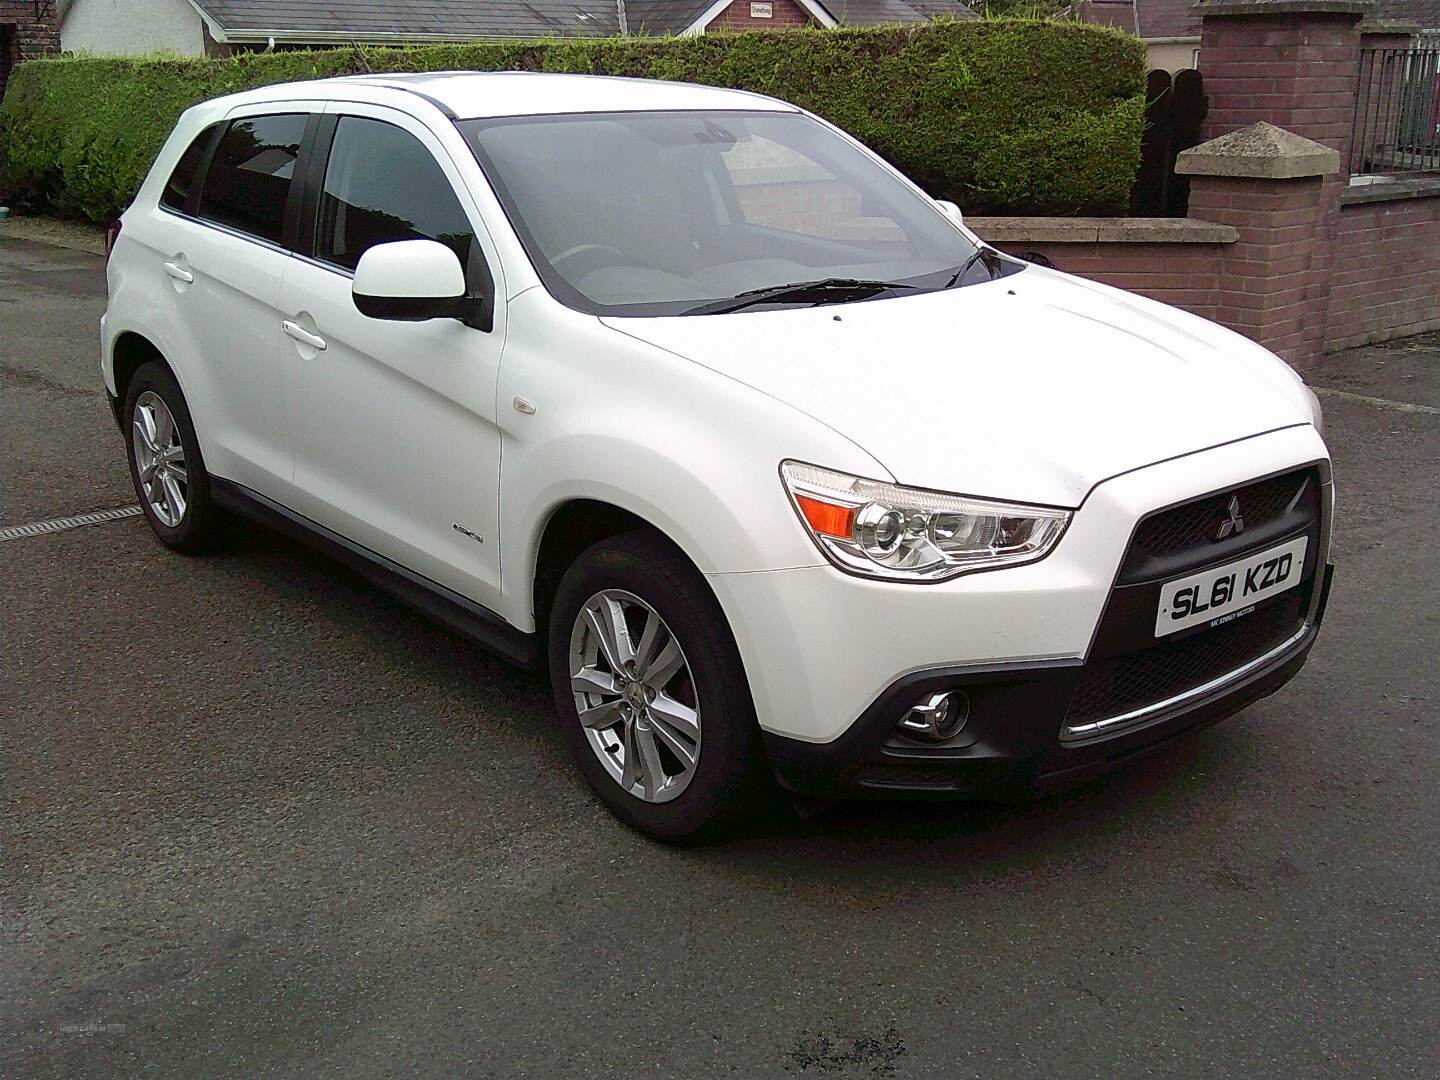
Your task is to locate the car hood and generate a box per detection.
[600,266,1313,507]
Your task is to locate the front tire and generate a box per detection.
[548,532,771,842]
[123,360,238,553]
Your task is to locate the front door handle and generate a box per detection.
[281,320,327,351]
[162,261,194,284]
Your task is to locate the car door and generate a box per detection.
[278,105,507,610]
[161,107,316,500]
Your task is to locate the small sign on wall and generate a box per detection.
[750,2,774,17]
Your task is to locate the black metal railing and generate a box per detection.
[1349,46,1440,176]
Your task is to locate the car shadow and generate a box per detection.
[208,520,1259,884]
[680,726,1259,911]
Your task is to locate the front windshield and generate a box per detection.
[459,110,997,317]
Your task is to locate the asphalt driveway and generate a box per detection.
[3,233,1438,1078]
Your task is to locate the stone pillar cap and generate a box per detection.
[1190,0,1373,15]
[1175,122,1341,179]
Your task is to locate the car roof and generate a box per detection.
[210,71,796,121]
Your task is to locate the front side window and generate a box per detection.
[461,110,997,317]
[195,114,306,245]
[314,116,476,273]
[161,123,219,212]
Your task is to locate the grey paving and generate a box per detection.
[2,234,1437,1078]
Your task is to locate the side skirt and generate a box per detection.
[210,478,538,669]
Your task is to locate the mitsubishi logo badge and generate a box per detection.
[1212,495,1245,542]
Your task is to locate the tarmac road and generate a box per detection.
[3,234,1438,1077]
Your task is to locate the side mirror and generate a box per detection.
[353,239,467,322]
[934,199,965,228]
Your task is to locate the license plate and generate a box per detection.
[1155,536,1308,638]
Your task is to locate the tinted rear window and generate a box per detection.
[161,124,219,212]
[196,114,307,245]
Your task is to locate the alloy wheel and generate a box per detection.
[569,589,702,804]
[132,391,188,528]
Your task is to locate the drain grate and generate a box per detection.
[0,505,143,542]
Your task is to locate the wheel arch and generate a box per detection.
[111,331,168,407]
[530,498,697,637]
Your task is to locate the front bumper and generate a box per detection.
[762,564,1331,800]
[706,424,1334,795]
[106,389,124,431]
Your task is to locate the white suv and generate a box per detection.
[104,72,1333,839]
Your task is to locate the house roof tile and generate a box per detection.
[820,1,978,24]
[189,0,977,41]
[1140,0,1201,36]
[190,1,625,39]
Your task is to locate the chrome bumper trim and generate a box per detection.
[1060,622,1312,745]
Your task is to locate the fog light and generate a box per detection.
[898,690,970,742]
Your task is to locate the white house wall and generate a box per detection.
[1146,41,1200,74]
[61,0,206,56]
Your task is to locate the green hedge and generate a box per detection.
[0,20,1144,222]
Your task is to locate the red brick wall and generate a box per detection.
[0,1,59,61]
[1327,194,1440,350]
[1198,8,1380,364]
[707,0,817,31]
[1199,13,1361,160]
[981,189,1440,359]
[1187,174,1331,363]
[0,0,59,100]
[988,241,1229,322]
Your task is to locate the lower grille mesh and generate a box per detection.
[857,765,964,791]
[1064,595,1304,731]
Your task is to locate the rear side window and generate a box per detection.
[314,116,476,272]
[161,123,219,212]
[196,114,307,245]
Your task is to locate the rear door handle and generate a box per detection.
[162,261,194,284]
[281,320,327,351]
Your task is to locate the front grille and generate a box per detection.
[1131,470,1312,561]
[1063,592,1305,735]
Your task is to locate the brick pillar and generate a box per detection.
[1178,123,1340,365]
[1196,0,1370,158]
[1193,0,1372,366]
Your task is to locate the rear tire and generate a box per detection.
[123,360,240,554]
[548,532,773,842]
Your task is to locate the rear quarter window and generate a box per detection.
[160,123,220,213]
[195,114,307,245]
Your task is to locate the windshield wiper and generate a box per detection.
[682,277,917,316]
[942,246,999,290]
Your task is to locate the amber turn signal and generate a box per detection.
[794,494,855,539]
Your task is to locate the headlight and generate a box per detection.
[780,461,1071,582]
